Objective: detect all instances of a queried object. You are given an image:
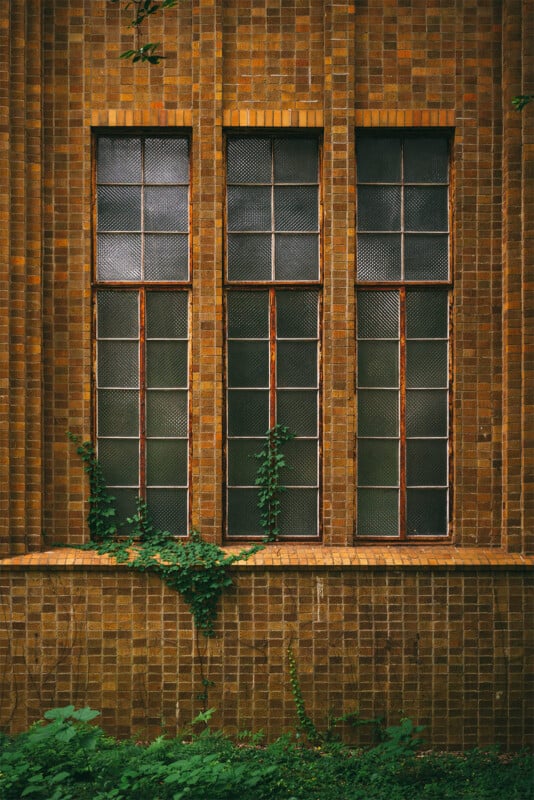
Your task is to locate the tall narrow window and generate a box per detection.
[356,132,451,538]
[225,135,321,539]
[95,134,190,535]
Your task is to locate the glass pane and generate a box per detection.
[147,439,187,486]
[356,137,401,182]
[144,234,189,281]
[358,439,398,486]
[97,234,142,281]
[112,489,138,526]
[227,292,269,338]
[407,489,448,535]
[227,186,271,231]
[97,291,139,339]
[227,138,271,183]
[357,234,401,281]
[146,292,188,339]
[358,186,401,231]
[277,341,317,387]
[98,390,139,437]
[277,391,317,436]
[97,137,141,184]
[147,488,187,536]
[406,390,448,437]
[275,234,319,280]
[98,438,139,485]
[281,439,317,486]
[357,291,399,339]
[358,390,398,437]
[147,390,188,437]
[144,186,189,232]
[404,187,448,232]
[227,341,269,387]
[357,488,398,536]
[406,291,448,338]
[98,341,139,388]
[278,489,318,537]
[274,186,318,231]
[227,234,272,281]
[98,186,141,231]
[274,138,318,182]
[406,341,448,388]
[145,137,189,184]
[146,341,188,388]
[404,138,448,183]
[404,234,449,281]
[357,341,398,387]
[277,291,318,338]
[228,390,269,436]
[228,439,262,485]
[407,440,447,487]
[227,488,262,536]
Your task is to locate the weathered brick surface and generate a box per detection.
[0,0,531,746]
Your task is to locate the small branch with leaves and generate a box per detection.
[253,424,294,542]
[512,94,533,111]
[110,0,180,64]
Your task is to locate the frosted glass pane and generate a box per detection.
[358,439,398,486]
[358,186,401,231]
[404,138,448,183]
[98,186,141,231]
[274,186,318,231]
[356,137,401,182]
[146,341,188,388]
[358,390,398,437]
[406,291,448,338]
[98,341,139,388]
[97,234,142,281]
[144,234,189,281]
[227,234,272,281]
[146,390,188,437]
[358,341,398,388]
[405,187,448,232]
[98,390,139,437]
[357,488,398,536]
[145,137,189,184]
[281,439,317,486]
[97,137,141,184]
[407,489,447,535]
[274,138,318,182]
[227,138,271,183]
[277,341,317,387]
[407,440,447,487]
[227,488,262,536]
[357,291,399,339]
[275,234,319,280]
[97,291,139,339]
[227,186,271,231]
[228,439,261,485]
[277,391,317,436]
[278,489,318,537]
[406,341,448,388]
[357,234,401,281]
[406,390,448,437]
[146,292,188,338]
[228,390,269,436]
[277,291,318,338]
[147,439,187,486]
[228,341,269,387]
[98,438,139,485]
[227,292,269,338]
[147,488,187,536]
[404,235,449,281]
[144,186,189,231]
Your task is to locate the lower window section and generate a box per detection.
[226,289,320,539]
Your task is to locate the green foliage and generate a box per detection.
[110,0,181,64]
[253,424,295,541]
[512,94,533,111]
[68,434,118,542]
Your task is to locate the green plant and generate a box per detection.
[253,424,295,541]
[286,643,322,744]
[110,0,181,64]
[68,434,118,542]
[512,94,533,111]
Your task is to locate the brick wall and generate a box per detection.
[0,0,532,747]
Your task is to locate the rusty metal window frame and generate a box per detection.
[93,131,191,536]
[355,130,453,541]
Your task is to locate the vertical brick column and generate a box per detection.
[0,2,43,557]
[322,2,356,545]
[190,0,224,541]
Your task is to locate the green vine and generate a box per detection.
[512,94,533,111]
[110,0,181,64]
[287,643,321,745]
[253,424,294,542]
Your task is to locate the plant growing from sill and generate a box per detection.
[253,424,295,542]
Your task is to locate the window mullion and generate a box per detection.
[269,287,277,429]
[399,287,407,540]
[139,288,147,501]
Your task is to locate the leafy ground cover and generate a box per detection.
[0,706,532,800]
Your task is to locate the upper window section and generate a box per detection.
[356,134,450,282]
[96,136,190,282]
[226,136,320,282]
